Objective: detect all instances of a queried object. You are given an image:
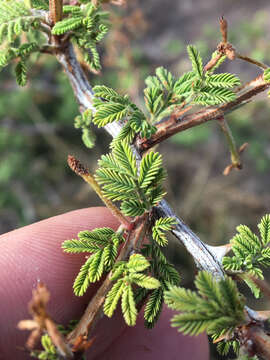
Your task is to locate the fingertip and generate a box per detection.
[95,307,209,360]
[0,207,119,360]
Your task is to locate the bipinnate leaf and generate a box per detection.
[129,273,160,289]
[264,68,270,83]
[15,60,27,86]
[152,217,176,246]
[94,102,129,127]
[104,279,125,317]
[104,253,160,326]
[258,214,270,246]
[194,87,236,105]
[164,286,201,312]
[187,45,203,78]
[63,227,122,296]
[52,17,83,35]
[127,253,150,273]
[223,215,270,297]
[113,140,137,177]
[121,284,137,326]
[155,66,175,90]
[144,288,163,327]
[120,199,146,217]
[164,271,245,338]
[206,73,240,88]
[139,152,163,189]
[73,257,93,296]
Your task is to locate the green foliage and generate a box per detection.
[264,68,270,83]
[164,271,245,355]
[92,85,156,142]
[187,45,203,78]
[223,214,270,297]
[0,0,45,85]
[31,0,48,10]
[142,45,240,125]
[15,59,27,86]
[74,109,96,148]
[52,3,108,71]
[141,239,181,328]
[95,140,166,216]
[0,0,37,44]
[216,339,240,357]
[104,253,160,326]
[151,217,176,246]
[62,228,124,296]
[30,334,57,360]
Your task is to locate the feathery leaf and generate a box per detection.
[187,45,203,78]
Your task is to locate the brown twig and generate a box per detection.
[49,0,63,24]
[236,53,268,70]
[68,155,132,230]
[18,283,73,359]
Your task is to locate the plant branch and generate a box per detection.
[56,43,225,278]
[67,215,150,351]
[55,43,268,353]
[137,74,270,150]
[67,155,132,229]
[49,0,63,24]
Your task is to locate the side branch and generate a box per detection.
[57,43,225,278]
[138,75,270,150]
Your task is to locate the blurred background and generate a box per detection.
[1,1,270,357]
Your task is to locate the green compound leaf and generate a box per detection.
[144,288,163,327]
[93,102,129,127]
[121,284,137,326]
[159,263,181,285]
[152,217,176,246]
[139,152,163,189]
[62,238,101,253]
[223,215,270,297]
[165,286,202,312]
[145,74,161,89]
[171,312,213,336]
[264,68,270,83]
[164,271,245,337]
[73,256,93,296]
[93,85,124,102]
[155,66,175,90]
[144,86,163,115]
[120,199,146,217]
[258,214,270,246]
[187,45,203,78]
[194,87,236,105]
[112,140,137,177]
[104,279,125,317]
[129,273,160,289]
[206,73,240,88]
[173,71,196,93]
[52,17,83,35]
[79,227,115,245]
[96,141,166,211]
[88,249,105,282]
[64,227,121,296]
[127,253,150,273]
[15,60,27,86]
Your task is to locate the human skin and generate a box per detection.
[0,207,209,360]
